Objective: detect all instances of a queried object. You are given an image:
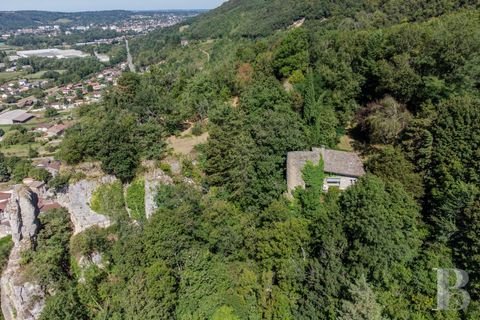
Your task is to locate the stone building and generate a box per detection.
[287,147,365,195]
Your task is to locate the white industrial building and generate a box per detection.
[16,49,89,59]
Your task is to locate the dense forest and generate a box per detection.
[14,0,480,319]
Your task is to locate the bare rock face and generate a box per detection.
[1,248,44,320]
[144,169,173,219]
[56,176,114,234]
[1,186,44,320]
[6,188,40,246]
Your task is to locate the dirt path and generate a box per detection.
[200,49,210,62]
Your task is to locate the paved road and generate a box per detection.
[125,38,136,73]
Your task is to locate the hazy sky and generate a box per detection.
[0,0,225,12]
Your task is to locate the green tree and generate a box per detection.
[0,153,10,182]
[340,175,423,282]
[452,197,480,298]
[303,72,338,147]
[295,160,324,218]
[28,168,52,183]
[44,107,59,118]
[11,160,33,182]
[296,190,347,320]
[205,106,255,208]
[122,262,177,320]
[338,276,383,320]
[357,96,411,144]
[366,146,424,199]
[22,209,72,290]
[273,28,309,79]
[40,285,88,320]
[427,96,480,238]
[96,115,139,182]
[28,145,39,159]
[212,306,241,320]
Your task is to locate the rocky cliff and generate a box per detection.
[56,176,115,234]
[1,186,44,320]
[144,169,173,219]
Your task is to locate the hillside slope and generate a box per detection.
[185,0,479,38]
[25,0,480,319]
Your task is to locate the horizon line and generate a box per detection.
[0,9,210,13]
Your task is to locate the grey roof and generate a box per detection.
[321,148,365,177]
[13,113,35,123]
[286,147,365,195]
[0,109,35,122]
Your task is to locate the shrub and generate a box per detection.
[48,173,71,192]
[70,227,110,259]
[2,130,34,146]
[191,122,203,136]
[90,181,128,220]
[44,107,59,118]
[21,209,72,290]
[28,146,39,159]
[126,179,146,221]
[159,162,172,174]
[28,168,52,183]
[0,236,13,272]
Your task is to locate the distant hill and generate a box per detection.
[0,10,204,31]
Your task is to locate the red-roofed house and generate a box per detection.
[46,124,67,137]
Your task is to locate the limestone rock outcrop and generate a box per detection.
[56,176,115,234]
[1,186,44,320]
[6,188,40,246]
[144,169,173,219]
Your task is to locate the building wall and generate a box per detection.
[286,150,321,195]
[287,148,363,196]
[323,175,358,192]
[0,119,13,125]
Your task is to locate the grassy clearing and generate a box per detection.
[337,135,354,152]
[1,143,40,157]
[0,141,55,158]
[25,71,47,80]
[0,71,25,82]
[0,69,66,83]
[25,69,67,80]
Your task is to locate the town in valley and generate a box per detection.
[0,10,201,205]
